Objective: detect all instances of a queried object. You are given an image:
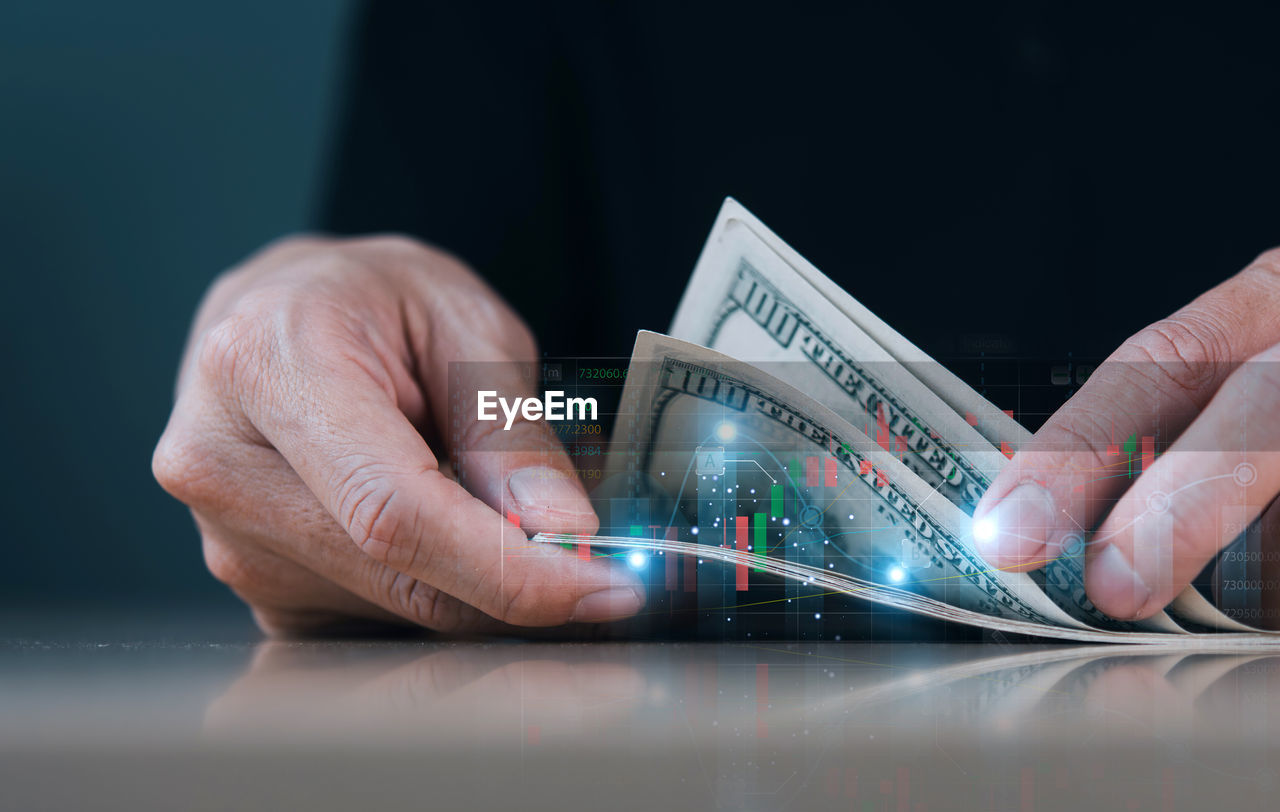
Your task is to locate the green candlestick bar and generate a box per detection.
[753,512,766,572]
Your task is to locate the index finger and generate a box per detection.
[973,250,1280,574]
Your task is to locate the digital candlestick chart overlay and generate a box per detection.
[452,358,1280,640]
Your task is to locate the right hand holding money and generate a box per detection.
[975,248,1280,625]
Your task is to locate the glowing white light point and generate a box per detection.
[973,517,997,545]
[627,551,648,570]
[715,421,737,442]
[888,566,906,583]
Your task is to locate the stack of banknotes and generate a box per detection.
[536,199,1277,644]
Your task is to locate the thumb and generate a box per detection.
[451,362,601,537]
[414,282,600,537]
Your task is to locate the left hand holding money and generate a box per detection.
[974,248,1280,623]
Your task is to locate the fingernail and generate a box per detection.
[1086,544,1152,619]
[570,587,644,623]
[977,483,1055,566]
[508,467,592,515]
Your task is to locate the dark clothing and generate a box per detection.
[322,1,1280,365]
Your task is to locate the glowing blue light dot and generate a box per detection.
[888,566,906,583]
[627,552,648,569]
[691,527,699,535]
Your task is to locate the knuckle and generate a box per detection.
[344,233,451,281]
[413,258,534,355]
[152,429,219,505]
[260,232,331,258]
[1033,405,1114,479]
[1128,314,1228,394]
[337,466,424,570]
[1049,417,1111,463]
[196,311,268,391]
[384,573,451,629]
[282,250,372,293]
[343,476,399,558]
[1222,344,1280,405]
[358,233,431,258]
[1250,246,1280,278]
[401,577,444,628]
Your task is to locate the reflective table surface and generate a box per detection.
[3,611,1279,811]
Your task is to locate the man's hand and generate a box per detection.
[974,248,1280,623]
[153,235,644,636]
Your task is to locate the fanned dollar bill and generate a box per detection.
[541,199,1280,643]
[602,331,1090,631]
[668,199,1188,633]
[536,336,1276,643]
[670,200,1267,635]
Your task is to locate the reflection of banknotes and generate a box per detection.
[567,199,1280,642]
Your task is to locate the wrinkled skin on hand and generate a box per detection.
[153,235,644,636]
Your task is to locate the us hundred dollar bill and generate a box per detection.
[669,200,1193,633]
[569,331,1280,642]
[669,199,1278,634]
[605,331,1089,631]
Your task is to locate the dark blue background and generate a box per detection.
[0,1,351,609]
[6,1,1280,617]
